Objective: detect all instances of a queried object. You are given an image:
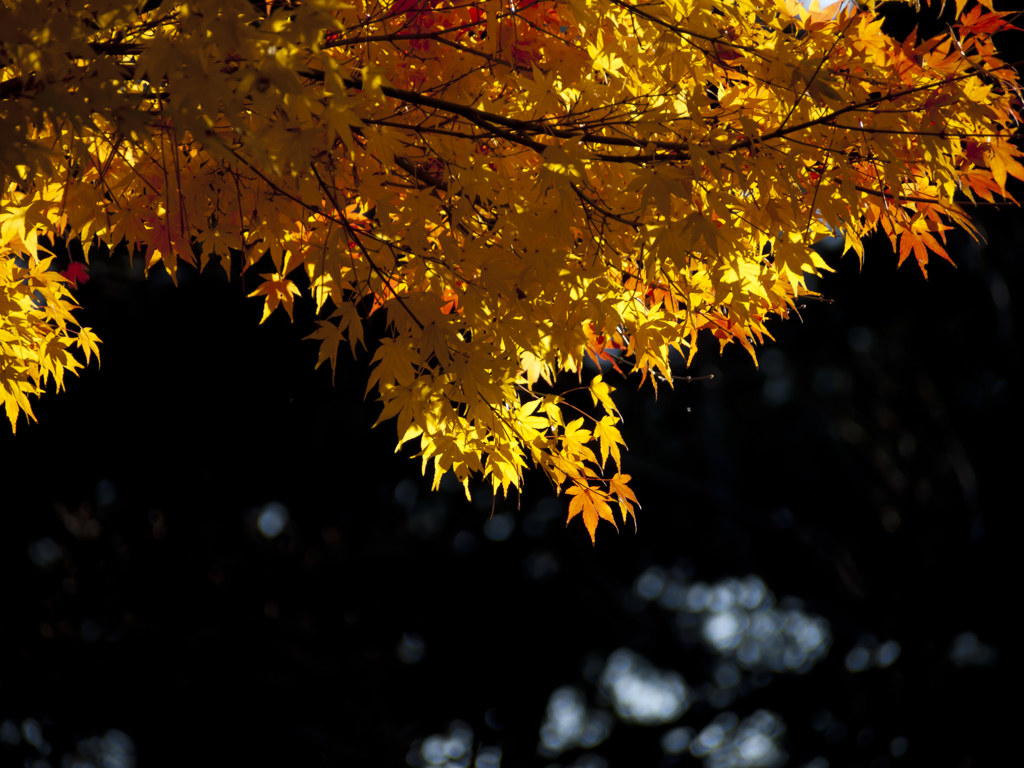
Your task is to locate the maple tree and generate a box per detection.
[1,0,1021,542]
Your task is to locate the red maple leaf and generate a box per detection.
[60,261,90,288]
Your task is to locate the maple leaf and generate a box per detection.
[515,398,552,442]
[589,375,619,418]
[566,482,618,545]
[75,327,102,368]
[303,302,365,382]
[366,336,419,395]
[593,416,627,472]
[561,418,598,465]
[247,274,301,324]
[985,140,1024,193]
[608,473,639,530]
[60,262,90,288]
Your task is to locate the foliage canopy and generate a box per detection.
[1,0,1020,540]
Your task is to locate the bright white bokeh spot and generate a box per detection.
[421,734,445,765]
[538,686,584,756]
[600,648,689,725]
[408,721,475,768]
[691,711,786,767]
[664,577,831,675]
[705,611,745,651]
[537,686,612,757]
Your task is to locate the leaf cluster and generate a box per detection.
[1,0,1020,540]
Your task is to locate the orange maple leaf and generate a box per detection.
[608,473,639,531]
[566,482,617,544]
[247,273,301,324]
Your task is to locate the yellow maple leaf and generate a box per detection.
[76,327,102,368]
[366,336,419,395]
[593,416,626,472]
[561,417,598,465]
[588,374,619,417]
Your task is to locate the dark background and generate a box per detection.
[1,8,1019,767]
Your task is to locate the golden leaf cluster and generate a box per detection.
[1,0,1020,541]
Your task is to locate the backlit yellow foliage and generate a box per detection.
[2,0,1020,540]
